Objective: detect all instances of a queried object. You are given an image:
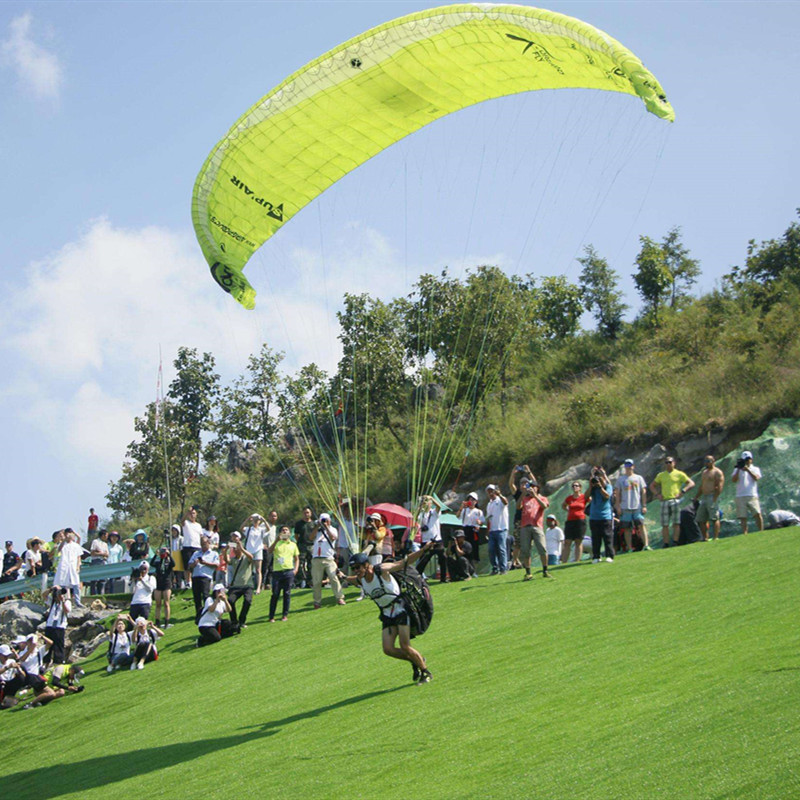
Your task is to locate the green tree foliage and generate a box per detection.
[662,226,700,307]
[535,275,583,341]
[168,347,220,473]
[577,245,627,339]
[727,209,800,307]
[106,400,193,518]
[209,344,284,460]
[633,235,672,324]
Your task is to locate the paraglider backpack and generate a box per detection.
[375,563,434,639]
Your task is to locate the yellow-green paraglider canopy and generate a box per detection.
[191,2,674,309]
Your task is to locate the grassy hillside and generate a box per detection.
[3,531,799,799]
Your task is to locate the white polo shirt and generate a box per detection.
[485,498,509,532]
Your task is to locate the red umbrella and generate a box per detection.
[365,502,413,528]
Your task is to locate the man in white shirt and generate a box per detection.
[89,530,110,595]
[44,586,72,665]
[544,515,565,566]
[732,450,763,534]
[53,531,85,607]
[260,510,279,588]
[187,536,219,622]
[182,508,204,588]
[311,514,345,609]
[485,484,510,575]
[614,459,651,552]
[415,496,447,582]
[241,513,267,594]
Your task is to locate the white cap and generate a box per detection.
[12,635,27,645]
[213,583,226,593]
[741,450,753,460]
[229,531,241,540]
[139,560,149,569]
[368,512,383,521]
[135,617,147,626]
[486,484,498,492]
[319,513,331,522]
[546,514,557,521]
[467,492,478,501]
[0,644,12,657]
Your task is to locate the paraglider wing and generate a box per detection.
[192,3,674,308]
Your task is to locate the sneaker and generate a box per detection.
[412,664,420,682]
[165,623,174,628]
[337,599,346,605]
[417,669,432,685]
[267,618,275,623]
[130,663,137,670]
[592,558,600,564]
[605,557,614,563]
[106,665,113,673]
[543,571,554,579]
[522,573,534,582]
[355,594,364,602]
[643,545,652,551]
[241,624,248,629]
[281,615,288,622]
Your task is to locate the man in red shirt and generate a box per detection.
[87,508,99,540]
[518,480,551,581]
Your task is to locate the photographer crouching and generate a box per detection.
[225,532,255,629]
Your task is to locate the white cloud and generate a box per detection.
[1,218,417,477]
[1,13,63,102]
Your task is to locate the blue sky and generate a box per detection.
[1,1,798,551]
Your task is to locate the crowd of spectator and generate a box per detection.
[1,448,794,709]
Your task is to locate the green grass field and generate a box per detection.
[3,531,799,799]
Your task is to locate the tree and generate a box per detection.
[662,226,700,307]
[535,275,583,341]
[577,245,627,339]
[209,344,284,460]
[106,400,193,518]
[633,236,672,324]
[168,347,220,473]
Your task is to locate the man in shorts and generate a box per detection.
[650,456,695,547]
[732,450,763,534]
[614,459,651,552]
[518,479,551,580]
[694,455,725,541]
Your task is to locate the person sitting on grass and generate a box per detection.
[196,584,233,647]
[268,526,299,622]
[106,615,134,672]
[129,615,163,671]
[16,632,52,677]
[0,644,66,710]
[341,541,435,685]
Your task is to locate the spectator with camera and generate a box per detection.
[106,615,135,671]
[650,457,695,547]
[446,529,475,581]
[130,560,156,620]
[413,496,446,581]
[89,529,110,595]
[151,546,175,628]
[509,464,536,569]
[561,481,588,563]
[196,584,234,647]
[311,513,346,609]
[226,532,255,629]
[518,478,552,580]
[0,644,64,709]
[268,526,299,622]
[43,585,71,665]
[241,513,267,594]
[187,535,220,621]
[261,510,279,587]
[695,455,725,541]
[129,615,163,670]
[586,466,615,563]
[459,492,485,568]
[732,450,763,534]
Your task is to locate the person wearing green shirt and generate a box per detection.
[650,457,695,547]
[268,527,299,622]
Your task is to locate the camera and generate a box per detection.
[515,465,524,473]
[420,525,429,533]
[735,458,746,470]
[59,587,68,595]
[590,476,600,486]
[364,522,376,534]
